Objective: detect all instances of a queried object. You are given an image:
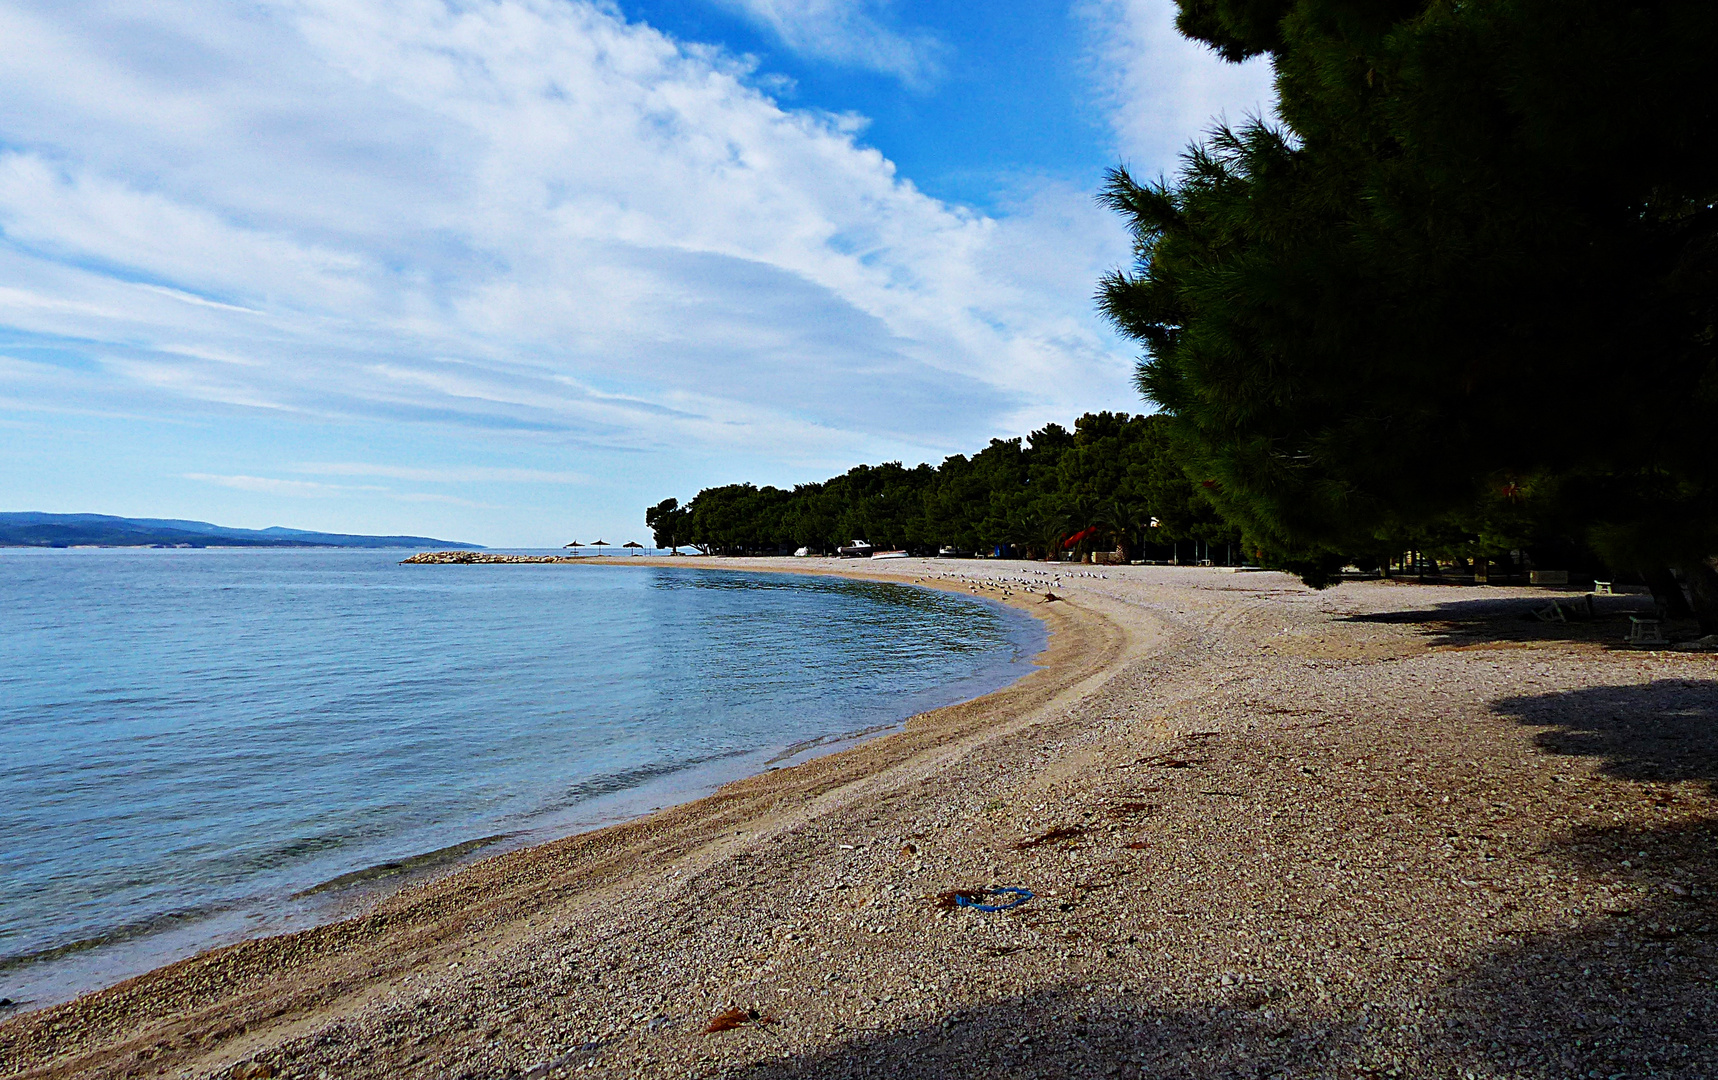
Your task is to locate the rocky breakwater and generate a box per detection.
[401,551,584,564]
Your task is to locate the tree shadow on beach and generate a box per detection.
[710,822,1718,1080]
[720,985,1375,1080]
[1338,593,1664,648]
[1491,679,1718,791]
[713,682,1718,1080]
[1420,817,1718,1080]
[1418,681,1718,1076]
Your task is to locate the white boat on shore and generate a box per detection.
[870,550,909,560]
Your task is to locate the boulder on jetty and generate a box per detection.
[401,551,584,564]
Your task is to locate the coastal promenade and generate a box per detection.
[4,561,1714,1079]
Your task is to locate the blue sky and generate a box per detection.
[0,0,1271,547]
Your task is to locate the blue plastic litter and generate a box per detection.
[954,887,1033,912]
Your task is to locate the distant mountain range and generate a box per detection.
[0,513,482,550]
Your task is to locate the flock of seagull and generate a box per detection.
[909,565,1113,602]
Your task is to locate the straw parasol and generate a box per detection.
[623,541,644,555]
[563,541,583,549]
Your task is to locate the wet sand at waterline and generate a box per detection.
[4,560,1715,1079]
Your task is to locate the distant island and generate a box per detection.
[0,512,482,550]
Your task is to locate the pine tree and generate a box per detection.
[1100,0,1718,614]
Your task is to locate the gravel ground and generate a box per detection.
[3,560,1714,1080]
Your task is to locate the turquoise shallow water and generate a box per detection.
[0,550,1042,1003]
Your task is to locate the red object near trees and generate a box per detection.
[1063,525,1100,549]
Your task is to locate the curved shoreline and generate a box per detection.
[7,560,1713,1080]
[0,560,1047,1016]
[0,558,1109,1077]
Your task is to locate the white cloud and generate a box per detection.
[292,462,588,484]
[707,0,943,84]
[0,153,370,307]
[183,474,386,496]
[1081,0,1277,178]
[184,472,501,508]
[0,0,1134,472]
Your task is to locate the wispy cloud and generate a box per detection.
[384,491,504,508]
[184,472,503,509]
[708,0,944,84]
[183,474,386,496]
[1080,0,1277,176]
[0,0,1133,465]
[291,462,588,484]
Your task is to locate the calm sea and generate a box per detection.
[0,549,1043,1007]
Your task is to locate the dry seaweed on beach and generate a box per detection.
[1107,800,1159,818]
[1133,754,1199,769]
[704,1008,772,1034]
[1014,824,1086,849]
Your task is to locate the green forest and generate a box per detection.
[649,0,1718,632]
[645,413,1236,563]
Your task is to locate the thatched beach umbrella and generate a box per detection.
[590,540,610,554]
[563,540,583,549]
[623,541,644,555]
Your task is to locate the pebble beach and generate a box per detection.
[3,560,1714,1080]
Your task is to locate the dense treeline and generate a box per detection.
[645,413,1238,560]
[1100,0,1718,627]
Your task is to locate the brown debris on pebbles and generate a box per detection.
[1014,825,1088,849]
[3,559,1715,1079]
[704,1008,773,1034]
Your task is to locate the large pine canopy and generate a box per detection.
[1099,0,1718,621]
